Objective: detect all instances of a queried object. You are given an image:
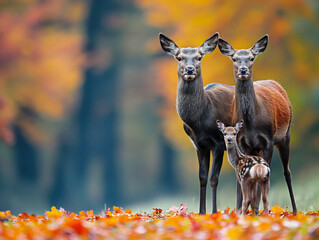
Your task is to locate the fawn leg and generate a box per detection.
[276,133,297,214]
[260,180,270,214]
[236,180,243,213]
[197,148,210,215]
[250,183,257,216]
[254,142,273,214]
[241,182,251,215]
[254,185,261,215]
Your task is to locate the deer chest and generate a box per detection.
[237,133,268,156]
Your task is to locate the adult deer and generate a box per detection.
[218,35,297,214]
[159,33,234,214]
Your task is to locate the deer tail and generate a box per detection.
[250,164,270,179]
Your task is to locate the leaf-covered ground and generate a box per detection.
[0,204,319,239]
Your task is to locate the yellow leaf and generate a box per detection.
[46,206,64,218]
[227,226,243,240]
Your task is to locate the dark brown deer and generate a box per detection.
[217,120,270,215]
[218,35,297,214]
[159,33,234,214]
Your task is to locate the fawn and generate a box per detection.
[217,120,270,215]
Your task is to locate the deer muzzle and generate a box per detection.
[183,65,196,81]
[226,137,233,145]
[237,67,250,80]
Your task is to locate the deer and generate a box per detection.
[159,32,235,214]
[217,120,270,215]
[218,35,297,214]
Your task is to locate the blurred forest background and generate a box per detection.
[0,0,318,214]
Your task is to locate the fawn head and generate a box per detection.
[159,33,219,81]
[217,120,244,146]
[218,35,268,81]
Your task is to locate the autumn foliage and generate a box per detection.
[0,205,319,239]
[137,0,319,149]
[0,0,83,144]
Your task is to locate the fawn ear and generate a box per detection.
[216,120,225,132]
[199,32,219,55]
[159,33,180,56]
[218,38,236,57]
[251,34,268,55]
[235,120,244,132]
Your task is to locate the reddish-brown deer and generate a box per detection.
[159,33,234,214]
[217,120,270,215]
[218,35,297,214]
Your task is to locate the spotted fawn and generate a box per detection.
[217,120,270,215]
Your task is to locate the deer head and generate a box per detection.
[217,120,244,146]
[218,35,268,81]
[159,33,219,81]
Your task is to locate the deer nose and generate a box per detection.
[239,68,248,75]
[185,66,195,75]
[227,137,232,143]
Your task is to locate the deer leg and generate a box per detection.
[241,182,250,215]
[197,148,210,215]
[236,180,243,213]
[260,180,270,214]
[253,185,261,215]
[250,183,257,216]
[254,142,273,214]
[263,142,274,166]
[236,179,242,214]
[210,145,224,213]
[276,134,297,214]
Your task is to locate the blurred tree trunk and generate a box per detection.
[13,108,39,183]
[75,0,122,208]
[51,0,123,210]
[49,133,70,206]
[50,0,181,209]
[159,134,179,193]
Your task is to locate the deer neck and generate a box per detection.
[226,143,244,169]
[235,76,257,129]
[176,75,206,128]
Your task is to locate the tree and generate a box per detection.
[0,0,84,211]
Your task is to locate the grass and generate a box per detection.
[127,167,319,213]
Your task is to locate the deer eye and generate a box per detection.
[233,133,236,136]
[197,56,202,61]
[250,58,254,62]
[176,57,182,61]
[232,58,237,62]
[224,133,227,136]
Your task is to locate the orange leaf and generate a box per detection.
[125,209,133,214]
[270,205,284,214]
[113,206,123,214]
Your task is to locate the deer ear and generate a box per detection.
[216,120,225,132]
[235,120,244,132]
[199,32,219,55]
[251,34,268,55]
[159,33,179,56]
[218,38,236,57]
